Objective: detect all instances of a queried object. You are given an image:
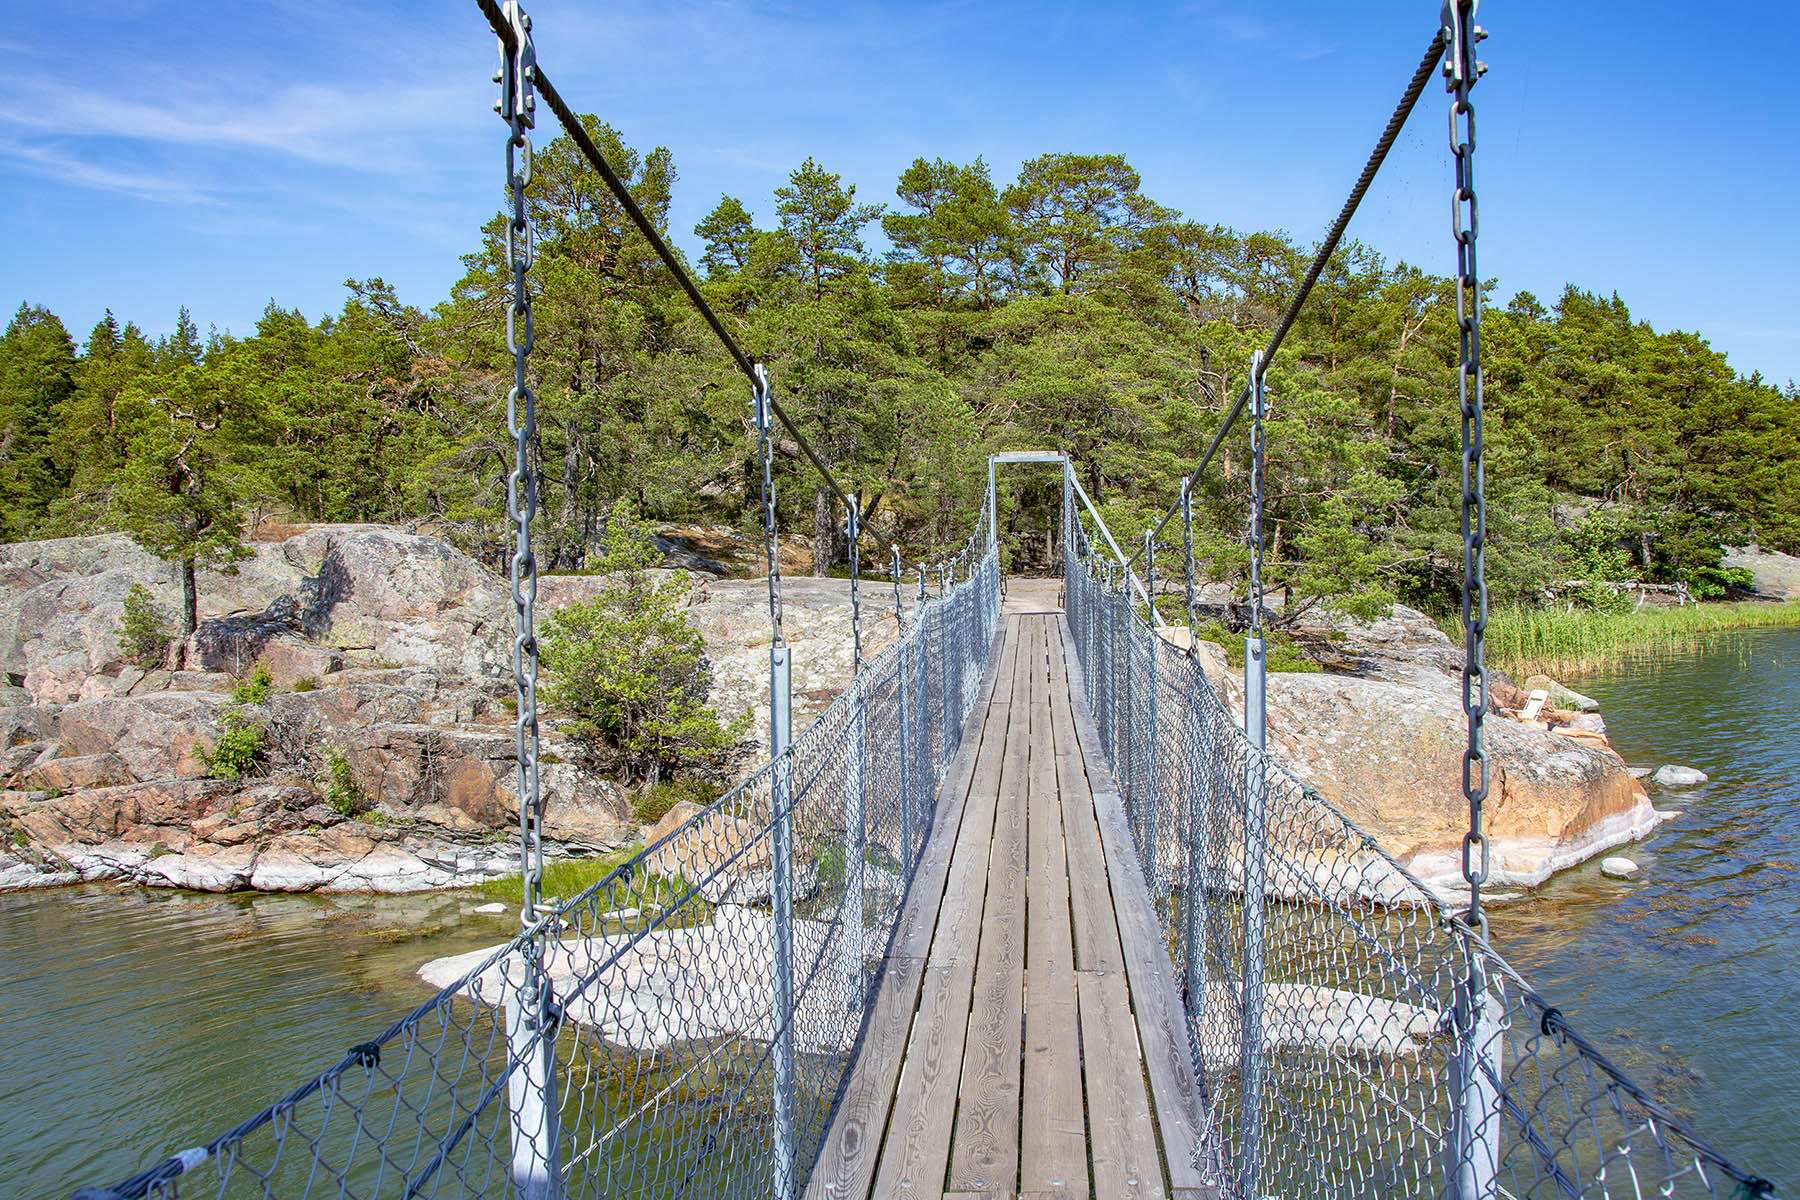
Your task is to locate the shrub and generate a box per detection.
[232,662,274,705]
[203,709,266,781]
[320,745,367,817]
[118,583,170,668]
[634,776,720,825]
[1682,563,1757,600]
[540,500,749,784]
[292,675,319,693]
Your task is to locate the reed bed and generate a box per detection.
[1461,601,1800,679]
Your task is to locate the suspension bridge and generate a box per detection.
[70,3,1778,1199]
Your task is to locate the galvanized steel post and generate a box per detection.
[1143,529,1161,893]
[1447,950,1501,1200]
[1238,352,1271,1200]
[937,566,951,766]
[844,670,866,1009]
[769,644,798,1199]
[987,456,998,554]
[1181,669,1213,1017]
[893,545,916,872]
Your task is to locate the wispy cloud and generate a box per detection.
[0,136,214,203]
[0,75,477,172]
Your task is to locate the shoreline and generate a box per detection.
[1480,599,1800,681]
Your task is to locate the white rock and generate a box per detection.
[1651,764,1708,789]
[472,901,508,914]
[1600,856,1639,879]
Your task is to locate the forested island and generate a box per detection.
[2,117,1795,635]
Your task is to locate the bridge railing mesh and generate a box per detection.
[1063,535,1775,1200]
[78,551,1001,1200]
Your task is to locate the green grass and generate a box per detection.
[476,842,710,930]
[1476,600,1800,679]
[477,843,645,905]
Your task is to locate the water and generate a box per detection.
[1487,626,1800,1191]
[0,885,518,1197]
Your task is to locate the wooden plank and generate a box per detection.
[1077,968,1167,1200]
[872,618,1028,1198]
[807,622,1015,1200]
[1020,618,1086,1198]
[1056,616,1219,1199]
[946,618,1036,1194]
[1048,621,1124,974]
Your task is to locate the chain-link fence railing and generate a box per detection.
[1063,524,1776,1200]
[77,552,1001,1200]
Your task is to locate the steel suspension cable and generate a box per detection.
[1127,27,1448,567]
[476,0,859,522]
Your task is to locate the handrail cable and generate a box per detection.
[476,0,857,522]
[1126,27,1446,567]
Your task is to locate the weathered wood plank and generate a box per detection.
[946,618,1036,1193]
[1058,616,1217,1199]
[1077,968,1167,1200]
[1048,621,1124,974]
[807,621,1014,1200]
[871,618,1027,1198]
[1020,618,1086,1198]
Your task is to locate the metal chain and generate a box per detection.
[753,363,785,646]
[1143,530,1156,626]
[1248,350,1267,637]
[498,0,544,929]
[1446,0,1490,929]
[891,544,905,632]
[1181,477,1199,649]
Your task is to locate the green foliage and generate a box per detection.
[232,662,274,705]
[475,843,704,925]
[0,304,76,538]
[1188,620,1319,674]
[5,128,1795,634]
[202,709,266,782]
[1488,601,1800,679]
[634,776,721,825]
[541,501,750,783]
[292,676,319,692]
[816,842,847,892]
[1681,563,1758,601]
[118,583,170,668]
[320,745,367,817]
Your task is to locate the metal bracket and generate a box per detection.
[1441,0,1486,89]
[497,2,537,127]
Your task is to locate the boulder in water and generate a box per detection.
[1523,674,1600,714]
[1600,856,1639,878]
[1650,764,1708,789]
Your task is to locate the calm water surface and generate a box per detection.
[1487,626,1800,1190]
[5,629,1796,1196]
[0,886,516,1197]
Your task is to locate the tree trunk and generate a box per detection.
[1044,525,1054,571]
[181,558,198,635]
[812,484,833,577]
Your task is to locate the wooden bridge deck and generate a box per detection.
[807,605,1215,1200]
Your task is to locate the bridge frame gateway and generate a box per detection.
[985,450,1068,566]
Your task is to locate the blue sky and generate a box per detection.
[4,1,1797,387]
